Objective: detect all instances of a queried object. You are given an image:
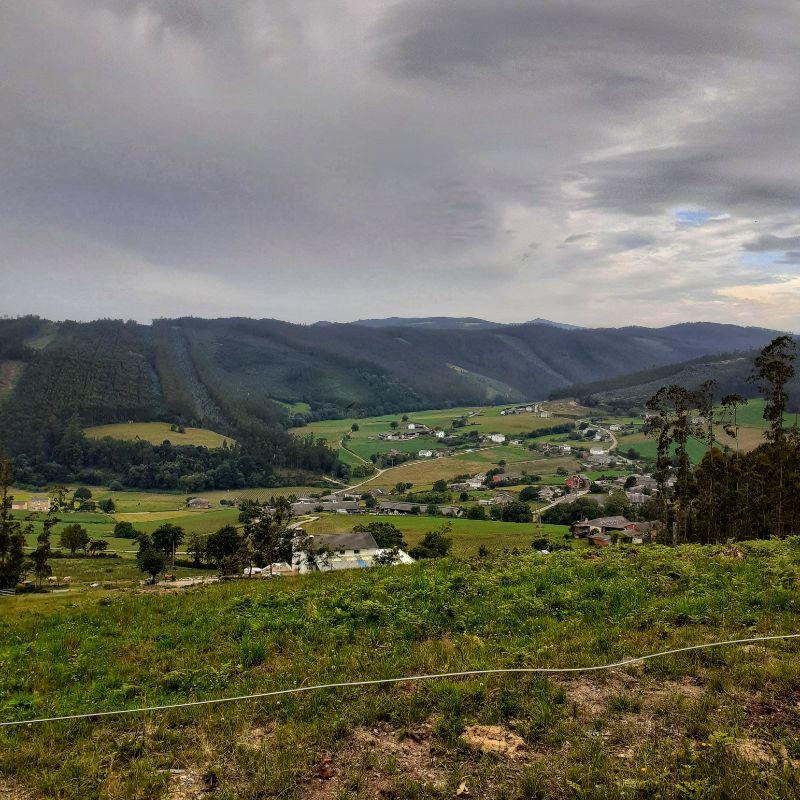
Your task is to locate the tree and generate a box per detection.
[390,421,399,430]
[401,414,409,422]
[88,539,109,555]
[73,487,92,501]
[749,335,796,538]
[750,335,795,445]
[351,423,359,432]
[205,524,241,567]
[409,523,453,559]
[59,523,89,555]
[518,486,539,502]
[466,504,486,520]
[624,475,637,489]
[432,479,448,493]
[351,521,407,549]
[0,459,29,589]
[30,510,57,586]
[604,489,631,518]
[114,520,139,539]
[152,523,185,569]
[136,535,166,581]
[187,532,207,566]
[98,498,116,514]
[498,501,533,523]
[373,548,402,566]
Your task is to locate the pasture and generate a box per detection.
[291,401,576,462]
[83,421,235,448]
[300,513,571,556]
[1,540,798,798]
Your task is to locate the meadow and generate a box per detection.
[292,401,580,468]
[302,514,571,556]
[83,422,235,448]
[1,540,799,798]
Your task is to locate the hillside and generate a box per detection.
[0,316,782,487]
[0,317,780,430]
[1,542,799,798]
[557,347,800,412]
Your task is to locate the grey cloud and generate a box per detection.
[744,235,800,252]
[1,0,799,327]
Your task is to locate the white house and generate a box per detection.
[434,430,446,439]
[489,433,506,444]
[589,448,606,456]
[293,532,413,573]
[558,444,572,454]
[418,449,433,458]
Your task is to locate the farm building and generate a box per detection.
[377,500,421,515]
[478,493,515,507]
[572,516,632,538]
[11,500,28,511]
[293,532,413,573]
[439,506,464,517]
[488,433,506,443]
[185,497,212,509]
[588,531,612,547]
[291,500,362,515]
[418,449,433,458]
[28,496,51,513]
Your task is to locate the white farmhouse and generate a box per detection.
[418,449,433,458]
[489,433,506,443]
[293,532,413,573]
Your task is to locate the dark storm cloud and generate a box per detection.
[1,0,799,326]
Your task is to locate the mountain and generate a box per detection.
[0,317,781,438]
[526,318,584,330]
[555,345,800,411]
[352,316,502,330]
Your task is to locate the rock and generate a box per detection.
[461,725,526,758]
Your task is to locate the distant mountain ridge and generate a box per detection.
[352,316,502,330]
[0,317,782,450]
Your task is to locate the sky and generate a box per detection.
[1,0,799,329]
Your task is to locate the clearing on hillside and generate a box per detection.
[84,421,235,448]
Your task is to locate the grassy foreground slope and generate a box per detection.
[2,541,800,798]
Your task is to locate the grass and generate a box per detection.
[359,453,580,493]
[1,539,799,798]
[290,402,576,457]
[301,514,572,556]
[14,507,242,552]
[83,422,235,448]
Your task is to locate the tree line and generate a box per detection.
[643,335,800,543]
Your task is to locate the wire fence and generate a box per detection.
[1,633,798,729]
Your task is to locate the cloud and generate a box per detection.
[744,234,800,252]
[0,0,799,328]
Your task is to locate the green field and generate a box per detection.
[14,507,243,553]
[301,514,570,556]
[84,421,235,448]
[291,402,575,460]
[1,541,799,798]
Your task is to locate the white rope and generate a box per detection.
[1,633,797,728]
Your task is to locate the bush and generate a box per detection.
[409,524,453,559]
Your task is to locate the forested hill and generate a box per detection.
[0,316,781,431]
